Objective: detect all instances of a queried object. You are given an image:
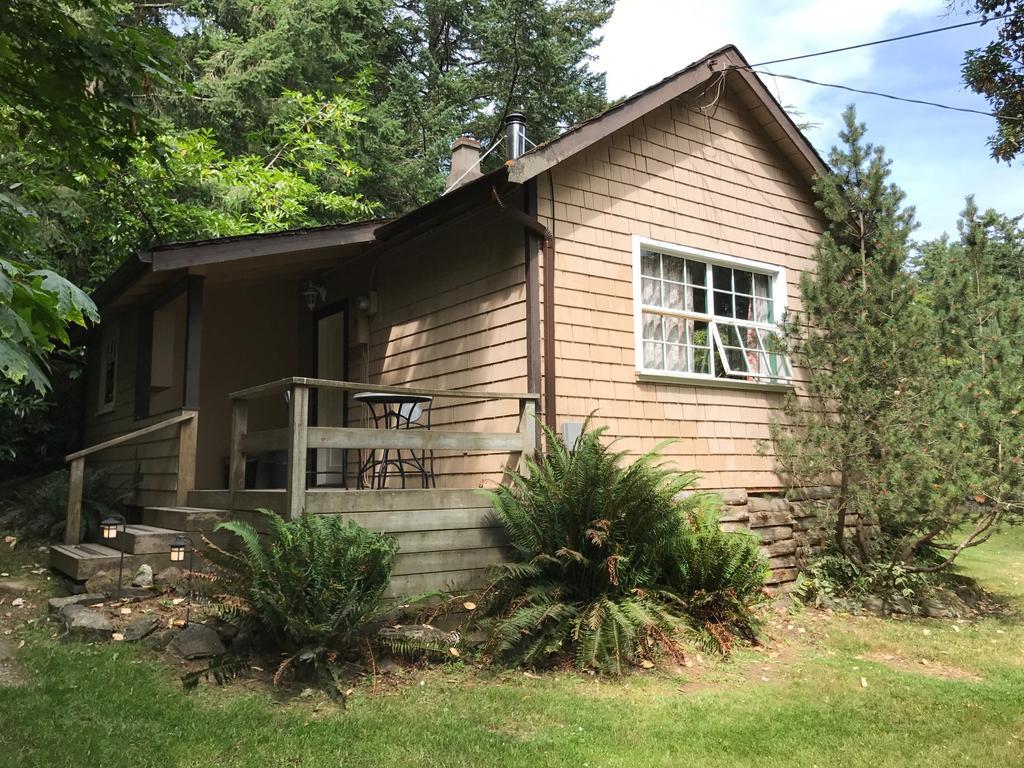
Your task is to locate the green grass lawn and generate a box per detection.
[1,531,1022,768]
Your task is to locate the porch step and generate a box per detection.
[95,524,182,555]
[141,506,230,532]
[49,543,173,581]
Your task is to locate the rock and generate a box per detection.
[921,597,955,619]
[124,617,160,642]
[0,579,34,595]
[47,593,105,615]
[886,596,914,615]
[718,488,748,506]
[376,657,404,675]
[203,616,239,642]
[377,624,460,653]
[861,595,885,615]
[142,628,180,651]
[84,570,121,596]
[132,564,154,588]
[154,566,182,589]
[168,623,226,659]
[60,605,114,640]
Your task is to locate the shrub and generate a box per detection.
[0,466,133,542]
[662,504,770,651]
[206,510,398,683]
[480,422,703,673]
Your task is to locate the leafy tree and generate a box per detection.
[0,259,97,393]
[771,106,937,571]
[156,0,613,213]
[962,1,1024,161]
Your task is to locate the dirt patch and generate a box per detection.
[862,651,983,682]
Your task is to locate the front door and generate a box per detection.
[314,306,347,486]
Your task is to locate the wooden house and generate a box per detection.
[53,45,829,590]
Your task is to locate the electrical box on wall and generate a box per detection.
[562,421,583,451]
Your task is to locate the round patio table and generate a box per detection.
[353,392,436,489]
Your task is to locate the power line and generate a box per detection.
[751,69,1023,121]
[740,14,1011,69]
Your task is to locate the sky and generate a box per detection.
[593,0,1021,242]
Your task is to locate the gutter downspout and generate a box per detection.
[491,185,556,430]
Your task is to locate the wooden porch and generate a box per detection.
[52,380,539,594]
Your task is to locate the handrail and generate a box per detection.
[229,376,540,403]
[63,410,199,545]
[65,411,197,462]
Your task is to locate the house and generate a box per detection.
[52,45,830,591]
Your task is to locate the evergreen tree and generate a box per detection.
[912,200,1024,569]
[771,106,935,570]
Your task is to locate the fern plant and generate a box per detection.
[479,421,700,674]
[205,510,398,680]
[662,504,770,652]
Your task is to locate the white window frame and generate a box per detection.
[631,235,792,386]
[97,325,119,414]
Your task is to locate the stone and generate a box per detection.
[751,525,792,544]
[921,597,955,619]
[47,593,105,615]
[717,488,748,506]
[168,623,226,659]
[60,605,114,640]
[142,628,180,651]
[718,505,750,523]
[202,616,239,641]
[886,596,914,615]
[763,538,798,557]
[84,570,121,597]
[376,657,404,675]
[749,496,790,515]
[124,617,160,642]
[154,566,182,589]
[132,564,154,588]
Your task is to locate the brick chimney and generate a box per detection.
[445,136,482,192]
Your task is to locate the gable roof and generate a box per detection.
[507,44,827,186]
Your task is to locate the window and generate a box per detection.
[97,325,118,413]
[633,238,791,384]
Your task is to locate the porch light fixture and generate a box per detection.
[302,281,326,311]
[169,535,195,626]
[100,515,127,600]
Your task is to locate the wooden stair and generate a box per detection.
[49,505,233,581]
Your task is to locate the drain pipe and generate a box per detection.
[491,186,556,430]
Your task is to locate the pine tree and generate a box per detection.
[772,106,935,570]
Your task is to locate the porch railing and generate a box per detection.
[63,410,198,544]
[227,377,539,519]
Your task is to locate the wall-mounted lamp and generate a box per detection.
[355,291,378,315]
[302,281,327,312]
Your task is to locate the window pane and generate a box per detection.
[686,260,706,286]
[690,320,710,350]
[735,292,752,320]
[713,290,734,318]
[664,282,685,310]
[663,256,685,283]
[713,264,732,291]
[754,273,772,298]
[643,341,664,369]
[690,285,707,314]
[734,269,752,295]
[642,312,664,341]
[664,316,682,344]
[641,251,660,278]
[665,344,685,372]
[691,345,710,374]
[641,277,661,306]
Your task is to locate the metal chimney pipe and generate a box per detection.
[505,112,526,160]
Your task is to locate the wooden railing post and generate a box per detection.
[64,457,85,545]
[286,384,309,519]
[175,412,198,505]
[517,397,538,470]
[228,400,248,491]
